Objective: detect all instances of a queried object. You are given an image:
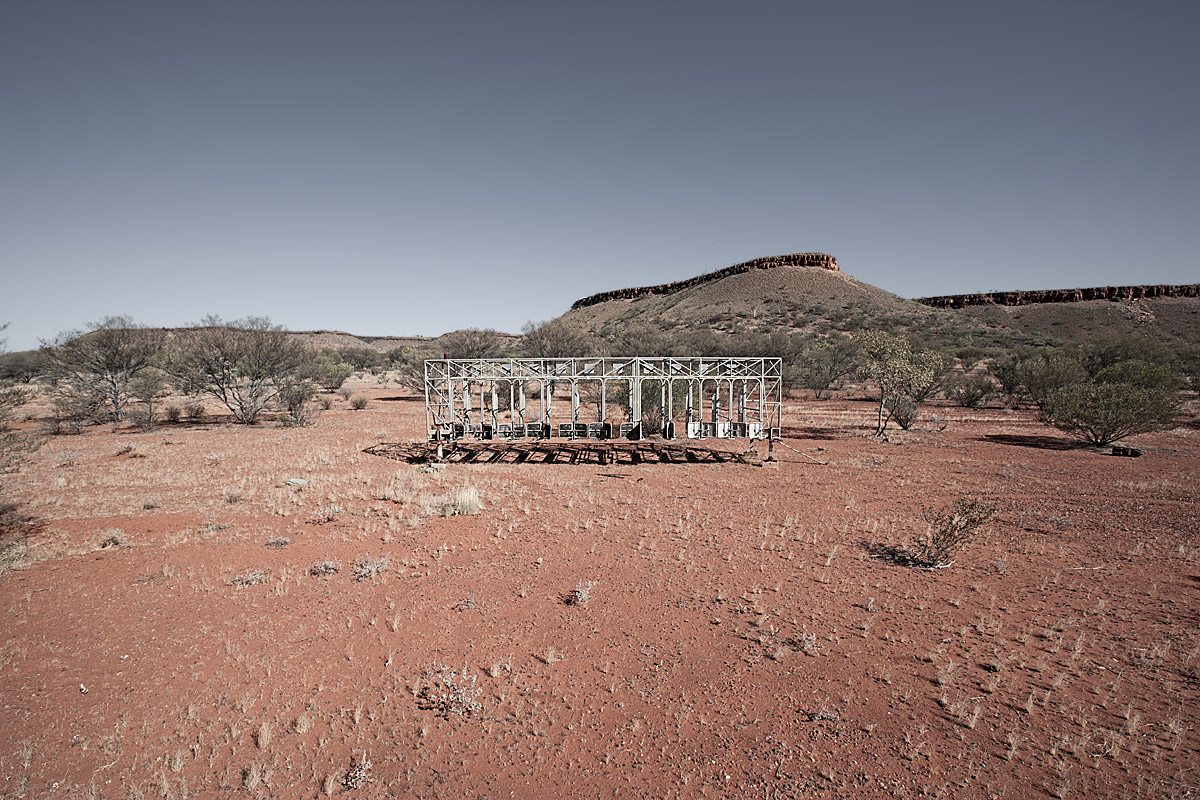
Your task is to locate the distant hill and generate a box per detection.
[918,285,1200,344]
[289,330,433,352]
[559,253,996,345]
[559,253,1198,347]
[288,329,520,353]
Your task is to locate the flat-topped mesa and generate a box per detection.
[918,284,1200,308]
[570,253,838,310]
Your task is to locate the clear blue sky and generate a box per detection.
[2,1,1196,351]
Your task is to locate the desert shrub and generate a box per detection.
[1,384,39,474]
[442,486,482,516]
[987,352,1024,399]
[309,559,341,577]
[520,319,598,358]
[857,331,944,434]
[1093,360,1184,393]
[883,396,919,430]
[170,317,306,425]
[1083,334,1178,375]
[349,395,369,410]
[640,404,664,436]
[1018,350,1087,410]
[340,755,373,791]
[915,499,996,568]
[798,337,857,398]
[419,666,482,718]
[126,406,154,430]
[303,357,354,393]
[568,580,597,605]
[46,385,106,435]
[440,328,509,359]
[317,395,334,410]
[351,552,388,581]
[1040,381,1180,446]
[183,400,205,420]
[945,374,997,408]
[333,346,382,371]
[0,349,39,383]
[40,316,166,422]
[164,404,182,423]
[229,568,270,588]
[337,386,354,400]
[277,380,319,427]
[312,505,343,523]
[954,345,989,371]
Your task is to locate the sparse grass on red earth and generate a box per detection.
[1,382,1197,798]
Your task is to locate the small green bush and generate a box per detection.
[883,396,919,430]
[277,380,319,427]
[916,499,996,568]
[945,374,997,408]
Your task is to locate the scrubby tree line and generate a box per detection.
[1,314,1195,447]
[18,315,361,430]
[850,330,1194,444]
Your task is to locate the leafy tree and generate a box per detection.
[127,368,171,429]
[856,331,940,435]
[1093,360,1184,393]
[1040,381,1180,446]
[333,345,382,371]
[302,355,355,393]
[883,396,919,430]
[520,319,596,359]
[987,351,1025,399]
[905,350,952,403]
[40,315,165,422]
[1082,335,1177,375]
[440,328,509,359]
[1017,349,1087,411]
[393,343,442,391]
[0,350,40,383]
[170,317,306,424]
[798,337,857,398]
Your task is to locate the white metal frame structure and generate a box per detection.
[424,357,782,442]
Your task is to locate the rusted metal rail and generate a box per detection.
[364,440,758,466]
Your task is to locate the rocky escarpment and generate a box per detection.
[570,253,838,310]
[918,284,1199,309]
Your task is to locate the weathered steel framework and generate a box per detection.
[424,357,782,442]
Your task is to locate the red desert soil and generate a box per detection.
[2,384,1198,799]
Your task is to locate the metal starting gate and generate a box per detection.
[423,357,782,442]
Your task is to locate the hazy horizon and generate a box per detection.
[3,2,1197,351]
